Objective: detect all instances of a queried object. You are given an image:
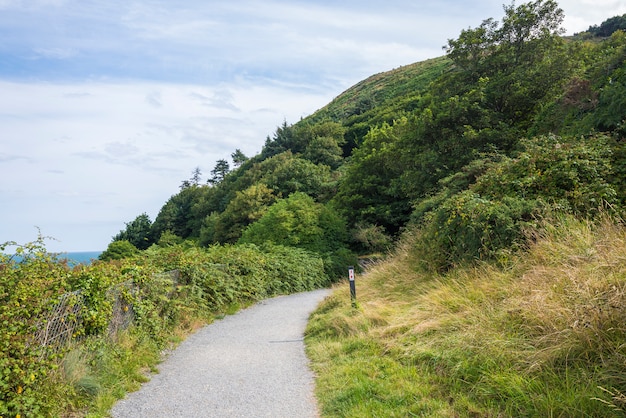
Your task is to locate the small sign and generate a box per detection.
[348,266,356,307]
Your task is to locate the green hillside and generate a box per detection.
[4,1,625,416]
[113,0,625,268]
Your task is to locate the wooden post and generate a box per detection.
[348,266,356,308]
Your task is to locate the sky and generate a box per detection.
[1,0,625,253]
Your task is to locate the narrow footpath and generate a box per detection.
[110,289,330,418]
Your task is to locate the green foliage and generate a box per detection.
[532,30,626,137]
[0,236,71,417]
[473,134,617,213]
[323,247,360,280]
[261,121,301,158]
[418,134,618,270]
[156,230,185,247]
[1,233,330,416]
[208,159,230,186]
[143,242,329,312]
[260,152,334,200]
[351,223,393,254]
[585,13,626,37]
[151,185,207,241]
[297,120,346,168]
[445,0,569,124]
[239,193,356,278]
[112,213,153,250]
[193,151,338,247]
[205,183,277,244]
[240,192,347,254]
[334,1,576,235]
[420,191,539,269]
[180,166,203,189]
[99,240,139,261]
[70,268,115,336]
[231,149,248,167]
[333,118,414,234]
[608,138,626,205]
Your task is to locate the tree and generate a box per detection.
[99,240,139,261]
[333,118,415,234]
[112,213,153,250]
[297,121,346,169]
[231,149,248,168]
[260,152,334,200]
[261,121,303,159]
[151,186,206,240]
[586,14,626,37]
[210,184,277,244]
[208,159,230,185]
[240,192,348,254]
[443,0,569,126]
[445,0,565,74]
[191,166,202,185]
[180,167,202,190]
[445,17,498,75]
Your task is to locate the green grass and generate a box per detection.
[34,312,210,417]
[306,216,626,417]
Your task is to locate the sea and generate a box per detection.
[55,251,102,266]
[2,251,102,267]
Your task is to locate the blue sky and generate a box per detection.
[1,0,625,253]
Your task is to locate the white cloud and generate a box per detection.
[559,0,626,34]
[0,79,332,251]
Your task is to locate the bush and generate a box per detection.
[473,134,617,214]
[99,240,139,261]
[420,191,539,270]
[0,238,72,416]
[417,134,619,270]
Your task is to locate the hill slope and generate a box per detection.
[306,216,626,416]
[130,8,625,269]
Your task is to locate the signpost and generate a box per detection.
[348,266,356,308]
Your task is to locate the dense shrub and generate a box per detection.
[98,240,139,261]
[417,134,618,270]
[473,134,617,214]
[421,192,539,269]
[0,238,329,416]
[0,239,72,416]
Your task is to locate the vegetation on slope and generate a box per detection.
[109,0,626,272]
[306,215,626,416]
[0,238,328,417]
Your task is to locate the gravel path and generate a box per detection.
[110,289,331,418]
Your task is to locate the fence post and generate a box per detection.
[348,266,356,308]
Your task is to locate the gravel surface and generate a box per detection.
[110,289,331,418]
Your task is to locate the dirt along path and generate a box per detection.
[110,288,331,417]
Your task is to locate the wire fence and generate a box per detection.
[35,270,180,349]
[106,279,137,339]
[35,291,84,348]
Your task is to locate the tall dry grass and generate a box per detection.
[306,215,626,416]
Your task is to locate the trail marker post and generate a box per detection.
[348,266,356,308]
